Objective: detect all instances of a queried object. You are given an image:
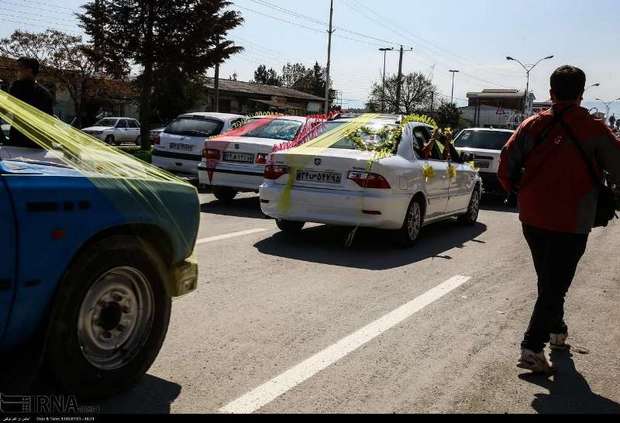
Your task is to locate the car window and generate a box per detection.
[165,117,224,137]
[317,121,399,150]
[241,119,303,141]
[116,120,128,129]
[127,120,139,129]
[454,130,513,151]
[94,118,118,127]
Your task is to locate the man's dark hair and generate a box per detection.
[16,57,40,76]
[550,65,586,101]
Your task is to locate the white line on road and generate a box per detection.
[196,228,269,245]
[219,275,472,414]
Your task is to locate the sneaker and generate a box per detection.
[517,349,554,375]
[550,333,570,351]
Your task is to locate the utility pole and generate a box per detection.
[324,0,334,114]
[395,45,413,114]
[214,34,220,112]
[449,69,460,104]
[379,47,394,113]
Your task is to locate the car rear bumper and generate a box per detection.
[259,182,410,230]
[198,162,264,191]
[152,150,200,176]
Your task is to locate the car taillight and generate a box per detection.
[203,148,220,160]
[256,153,268,164]
[264,165,289,180]
[347,171,391,189]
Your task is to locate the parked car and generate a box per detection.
[198,115,323,202]
[82,117,142,146]
[0,119,9,141]
[453,128,514,196]
[0,145,199,399]
[259,117,482,246]
[152,112,244,180]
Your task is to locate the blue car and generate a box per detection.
[0,153,199,399]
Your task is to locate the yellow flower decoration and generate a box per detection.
[467,161,479,171]
[423,163,435,180]
[448,164,457,179]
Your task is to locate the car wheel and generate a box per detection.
[458,188,481,225]
[213,187,237,203]
[43,236,171,400]
[105,135,115,145]
[396,198,423,247]
[276,219,305,234]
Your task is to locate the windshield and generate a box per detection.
[454,130,513,151]
[94,118,119,127]
[241,119,303,141]
[165,117,224,137]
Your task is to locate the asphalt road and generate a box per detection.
[96,193,620,414]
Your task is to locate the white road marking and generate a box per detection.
[196,228,268,245]
[219,275,472,414]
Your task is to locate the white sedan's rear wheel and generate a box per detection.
[396,199,423,247]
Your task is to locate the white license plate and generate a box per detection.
[475,160,490,169]
[223,152,254,163]
[296,170,342,184]
[169,143,193,152]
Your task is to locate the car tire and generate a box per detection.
[396,198,424,247]
[105,135,115,145]
[458,188,481,225]
[213,187,237,203]
[42,235,171,400]
[276,219,305,234]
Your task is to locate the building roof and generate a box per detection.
[204,78,325,102]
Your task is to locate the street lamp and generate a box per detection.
[449,70,460,104]
[595,97,620,118]
[379,47,394,113]
[506,55,554,114]
[585,83,601,93]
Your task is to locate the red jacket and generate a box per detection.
[498,102,620,234]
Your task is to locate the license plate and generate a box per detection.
[474,160,490,169]
[296,170,342,184]
[170,143,193,152]
[223,151,254,163]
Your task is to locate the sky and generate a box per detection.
[1,0,619,117]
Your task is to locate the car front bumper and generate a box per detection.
[169,254,198,297]
[259,182,411,230]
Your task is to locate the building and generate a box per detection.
[199,78,325,115]
[459,89,536,129]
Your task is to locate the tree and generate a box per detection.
[253,65,281,86]
[0,30,100,127]
[78,0,244,149]
[368,72,437,114]
[435,102,461,129]
[281,62,308,89]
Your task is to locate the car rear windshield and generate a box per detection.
[165,117,224,137]
[319,121,398,150]
[454,130,513,151]
[241,119,303,141]
[94,118,118,127]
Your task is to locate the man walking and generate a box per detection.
[8,57,54,149]
[498,66,620,373]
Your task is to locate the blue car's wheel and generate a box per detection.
[43,235,171,400]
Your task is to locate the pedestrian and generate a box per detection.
[498,65,620,374]
[8,57,54,149]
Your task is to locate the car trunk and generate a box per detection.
[270,147,388,192]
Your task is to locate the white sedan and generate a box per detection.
[259,116,482,246]
[152,112,244,179]
[198,115,321,202]
[82,117,142,145]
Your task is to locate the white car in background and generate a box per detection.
[198,115,320,202]
[453,128,514,196]
[82,117,142,146]
[260,117,482,246]
[152,112,244,179]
